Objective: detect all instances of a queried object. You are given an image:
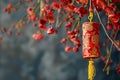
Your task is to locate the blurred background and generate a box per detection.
[0,0,120,80]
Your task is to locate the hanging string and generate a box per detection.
[89,0,92,7]
[88,59,96,80]
[88,0,93,22]
[88,12,93,22]
[106,0,111,75]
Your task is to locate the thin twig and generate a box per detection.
[103,30,119,71]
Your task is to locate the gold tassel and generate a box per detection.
[88,59,96,80]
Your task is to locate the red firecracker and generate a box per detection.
[82,22,100,59]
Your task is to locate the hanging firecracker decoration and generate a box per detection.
[82,22,100,80]
[82,0,100,80]
[82,22,100,59]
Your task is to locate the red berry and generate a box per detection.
[3,8,8,12]
[108,14,119,23]
[67,30,75,38]
[27,7,33,15]
[33,23,37,27]
[61,38,67,44]
[51,1,61,10]
[107,23,112,30]
[0,36,3,41]
[101,56,112,65]
[73,47,79,53]
[70,37,81,45]
[102,42,106,47]
[39,24,47,31]
[7,4,13,9]
[39,18,47,25]
[76,0,88,4]
[26,0,33,2]
[116,65,120,74]
[16,32,20,36]
[14,8,17,12]
[7,31,12,35]
[32,33,44,40]
[74,43,81,47]
[1,27,7,32]
[46,12,55,23]
[47,27,57,34]
[65,22,72,29]
[115,40,120,47]
[65,46,72,52]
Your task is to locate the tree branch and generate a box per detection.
[103,30,118,71]
[94,7,120,51]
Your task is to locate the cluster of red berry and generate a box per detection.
[3,4,14,14]
[61,29,81,53]
[32,32,44,40]
[1,27,20,36]
[27,7,38,22]
[2,0,120,51]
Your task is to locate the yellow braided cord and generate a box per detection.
[88,60,96,80]
[88,12,93,22]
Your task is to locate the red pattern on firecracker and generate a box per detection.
[82,22,100,59]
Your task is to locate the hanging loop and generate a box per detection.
[88,0,93,22]
[88,12,93,22]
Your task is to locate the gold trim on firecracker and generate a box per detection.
[92,35,99,45]
[82,22,94,32]
[83,55,99,59]
[91,47,98,56]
